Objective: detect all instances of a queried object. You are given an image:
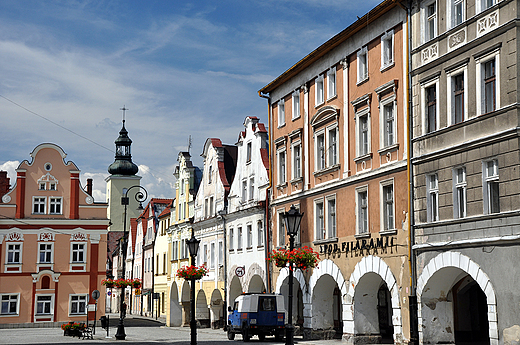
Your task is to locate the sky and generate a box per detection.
[0,0,380,203]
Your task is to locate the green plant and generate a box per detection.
[176,265,208,280]
[267,246,320,270]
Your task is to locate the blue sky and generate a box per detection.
[0,0,380,202]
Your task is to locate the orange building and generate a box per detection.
[0,143,108,326]
[260,1,411,343]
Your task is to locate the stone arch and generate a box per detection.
[243,262,266,292]
[210,289,224,328]
[344,256,402,342]
[169,281,182,327]
[228,275,243,307]
[196,289,210,327]
[416,251,498,345]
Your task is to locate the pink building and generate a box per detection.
[0,143,109,326]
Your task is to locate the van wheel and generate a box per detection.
[227,330,235,340]
[258,332,265,341]
[275,330,284,341]
[243,330,250,342]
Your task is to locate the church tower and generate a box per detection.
[105,109,142,233]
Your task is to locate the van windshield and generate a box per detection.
[259,297,276,311]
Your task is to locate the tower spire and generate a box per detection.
[108,106,138,176]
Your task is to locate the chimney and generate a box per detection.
[0,171,10,199]
[86,178,93,196]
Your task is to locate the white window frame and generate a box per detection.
[257,220,264,247]
[291,141,302,180]
[246,223,253,249]
[380,180,395,232]
[314,199,325,240]
[70,242,86,263]
[355,107,371,157]
[210,242,215,269]
[218,240,223,266]
[326,195,337,239]
[6,243,22,264]
[242,180,247,203]
[327,67,337,100]
[277,210,285,247]
[229,228,234,251]
[292,90,301,120]
[69,294,87,316]
[381,30,394,70]
[448,0,465,29]
[38,242,53,264]
[453,167,467,218]
[328,125,338,167]
[483,159,499,214]
[476,50,500,116]
[356,186,369,235]
[246,143,252,163]
[422,0,438,43]
[315,75,324,106]
[380,95,397,148]
[35,294,54,316]
[447,65,468,125]
[427,174,439,222]
[0,293,20,316]
[315,131,326,171]
[33,196,46,214]
[357,47,368,84]
[278,99,285,127]
[314,125,339,171]
[49,197,62,215]
[277,148,287,185]
[249,177,254,201]
[237,227,243,251]
[477,0,496,13]
[420,77,440,134]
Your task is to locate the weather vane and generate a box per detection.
[188,135,192,154]
[120,105,128,123]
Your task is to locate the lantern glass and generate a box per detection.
[283,205,303,237]
[187,235,200,257]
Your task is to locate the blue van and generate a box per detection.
[226,293,285,341]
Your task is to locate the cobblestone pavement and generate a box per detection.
[0,314,349,345]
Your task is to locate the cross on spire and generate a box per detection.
[120,105,128,124]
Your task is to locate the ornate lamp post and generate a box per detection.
[187,233,201,345]
[282,205,303,345]
[115,185,147,340]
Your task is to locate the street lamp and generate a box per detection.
[187,233,200,345]
[115,185,147,340]
[282,205,303,345]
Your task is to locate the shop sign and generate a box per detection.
[319,236,396,255]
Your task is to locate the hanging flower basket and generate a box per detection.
[131,278,141,288]
[101,279,115,288]
[268,246,320,271]
[176,265,208,280]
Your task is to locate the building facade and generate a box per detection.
[0,143,108,326]
[410,0,520,343]
[260,1,411,342]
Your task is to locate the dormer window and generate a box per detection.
[39,183,46,190]
[50,183,56,191]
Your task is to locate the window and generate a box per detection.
[247,224,252,248]
[70,295,87,315]
[292,143,301,180]
[50,183,56,191]
[381,30,394,69]
[218,241,223,266]
[327,67,336,99]
[203,244,208,266]
[450,0,464,28]
[249,177,254,201]
[316,133,325,170]
[357,188,369,234]
[1,294,18,315]
[39,243,53,263]
[315,75,324,105]
[278,212,285,247]
[453,167,467,218]
[381,182,395,231]
[357,47,368,83]
[237,227,243,250]
[328,128,337,166]
[208,166,213,184]
[205,199,209,218]
[315,200,325,240]
[453,74,465,124]
[327,197,336,238]
[426,85,437,133]
[277,149,286,185]
[71,243,85,263]
[163,253,167,274]
[246,142,252,163]
[425,1,437,42]
[36,295,52,315]
[278,99,285,127]
[172,241,178,260]
[484,59,496,113]
[229,228,234,251]
[483,160,499,214]
[381,100,395,147]
[242,180,247,203]
[427,174,439,222]
[479,0,495,12]
[358,112,370,156]
[7,244,21,263]
[210,243,215,269]
[257,221,264,247]
[209,196,214,216]
[49,198,62,214]
[33,197,46,214]
[292,90,300,119]
[39,183,46,190]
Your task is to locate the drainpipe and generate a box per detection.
[258,91,272,293]
[407,1,419,344]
